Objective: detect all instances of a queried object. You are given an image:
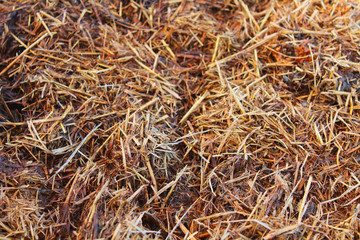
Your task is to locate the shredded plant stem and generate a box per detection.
[0,0,360,239]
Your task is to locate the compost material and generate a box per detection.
[0,0,360,239]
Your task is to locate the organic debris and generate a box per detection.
[0,0,360,239]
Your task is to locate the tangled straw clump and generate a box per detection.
[0,0,360,239]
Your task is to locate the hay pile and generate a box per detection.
[1,0,359,239]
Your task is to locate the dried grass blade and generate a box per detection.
[0,32,53,77]
[51,123,102,178]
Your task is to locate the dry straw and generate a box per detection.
[0,0,360,239]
